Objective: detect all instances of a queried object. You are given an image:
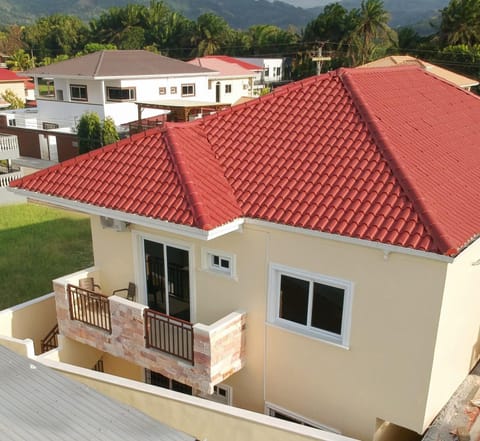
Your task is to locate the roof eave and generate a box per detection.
[8,187,244,241]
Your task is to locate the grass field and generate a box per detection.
[0,203,93,309]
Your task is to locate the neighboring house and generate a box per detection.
[0,50,220,162]
[8,66,480,441]
[187,56,257,104]
[236,57,286,88]
[360,55,479,90]
[0,68,29,105]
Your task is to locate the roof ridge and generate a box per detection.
[93,51,105,77]
[164,123,215,229]
[339,68,452,255]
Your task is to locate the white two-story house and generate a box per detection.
[0,50,221,161]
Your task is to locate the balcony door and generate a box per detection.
[144,239,191,322]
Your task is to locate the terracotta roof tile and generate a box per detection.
[11,67,480,256]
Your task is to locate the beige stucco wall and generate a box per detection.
[423,237,480,430]
[262,227,447,440]
[43,358,357,441]
[0,82,26,102]
[91,216,135,294]
[0,293,56,354]
[88,216,455,440]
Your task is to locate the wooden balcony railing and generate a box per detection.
[67,284,111,333]
[144,309,194,364]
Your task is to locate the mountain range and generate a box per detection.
[0,0,450,31]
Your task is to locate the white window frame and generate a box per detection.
[196,383,233,406]
[225,84,232,94]
[181,83,195,97]
[202,247,236,279]
[106,86,136,102]
[265,402,340,434]
[70,84,87,101]
[268,263,353,347]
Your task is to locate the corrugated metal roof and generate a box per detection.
[0,345,195,441]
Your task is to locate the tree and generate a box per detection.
[303,3,356,48]
[88,4,147,49]
[193,13,232,56]
[437,44,480,80]
[0,89,24,109]
[77,112,102,154]
[76,43,117,57]
[439,0,480,47]
[248,24,299,56]
[102,117,120,146]
[7,49,35,71]
[343,0,396,66]
[23,14,88,59]
[0,25,25,55]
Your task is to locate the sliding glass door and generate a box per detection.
[144,239,190,321]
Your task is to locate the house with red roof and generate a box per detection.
[187,56,257,103]
[8,66,480,441]
[0,68,31,107]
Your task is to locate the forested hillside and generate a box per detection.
[0,0,449,30]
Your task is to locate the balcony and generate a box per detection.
[53,268,246,394]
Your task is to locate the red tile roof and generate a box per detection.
[0,68,25,82]
[199,55,264,71]
[187,57,256,77]
[11,66,480,256]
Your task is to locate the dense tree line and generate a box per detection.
[0,0,479,82]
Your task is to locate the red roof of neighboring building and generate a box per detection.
[10,66,480,256]
[199,55,263,72]
[187,57,255,77]
[0,68,25,82]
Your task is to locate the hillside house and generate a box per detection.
[8,66,480,441]
[0,50,221,161]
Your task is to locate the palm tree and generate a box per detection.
[343,0,395,66]
[439,0,480,47]
[193,13,231,56]
[7,49,35,71]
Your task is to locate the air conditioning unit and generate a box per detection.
[100,216,129,232]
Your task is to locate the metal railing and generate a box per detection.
[40,323,59,353]
[67,283,111,333]
[144,309,194,364]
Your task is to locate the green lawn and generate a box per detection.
[0,203,93,309]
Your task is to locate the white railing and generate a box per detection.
[0,170,22,187]
[0,134,19,159]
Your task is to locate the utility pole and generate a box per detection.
[312,45,331,75]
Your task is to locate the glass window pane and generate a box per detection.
[311,283,344,335]
[280,275,309,325]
